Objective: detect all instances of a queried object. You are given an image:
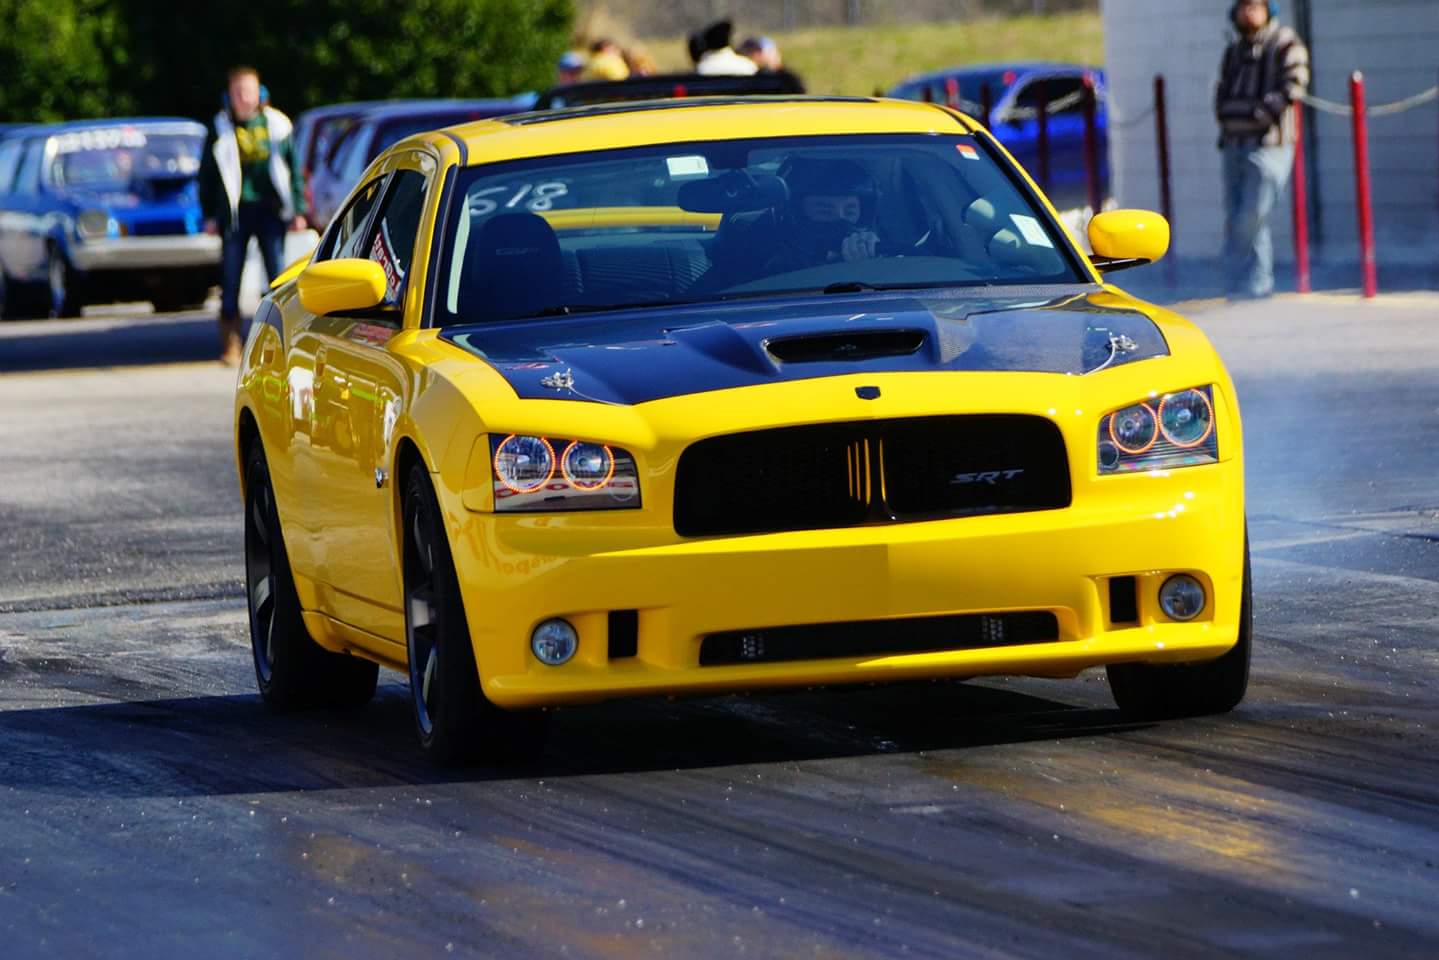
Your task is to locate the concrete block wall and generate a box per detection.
[1100,0,1439,268]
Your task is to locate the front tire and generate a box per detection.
[244,440,377,709]
[1107,539,1252,719]
[402,462,549,765]
[47,247,83,319]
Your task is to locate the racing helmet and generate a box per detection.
[780,156,877,231]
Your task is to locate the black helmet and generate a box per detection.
[781,156,877,228]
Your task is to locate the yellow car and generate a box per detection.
[234,97,1248,763]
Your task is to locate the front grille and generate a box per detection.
[700,611,1060,666]
[130,219,188,237]
[673,416,1070,538]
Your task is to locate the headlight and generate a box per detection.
[491,434,640,511]
[76,209,113,239]
[1098,386,1218,474]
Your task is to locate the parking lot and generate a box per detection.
[2,293,1437,958]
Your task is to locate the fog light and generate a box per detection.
[531,618,578,665]
[1158,575,1206,621]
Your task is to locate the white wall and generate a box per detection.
[1100,0,1439,267]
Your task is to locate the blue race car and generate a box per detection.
[0,118,218,318]
[887,63,1109,212]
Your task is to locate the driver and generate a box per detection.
[768,156,881,270]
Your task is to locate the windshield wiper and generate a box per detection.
[822,281,880,294]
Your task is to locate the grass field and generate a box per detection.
[636,12,1104,96]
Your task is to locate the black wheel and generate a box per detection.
[244,440,377,709]
[402,462,549,765]
[0,269,43,320]
[47,247,83,318]
[1107,537,1252,719]
[152,284,213,314]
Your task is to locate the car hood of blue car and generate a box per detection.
[440,285,1169,406]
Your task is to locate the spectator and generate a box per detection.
[199,65,305,365]
[1214,0,1309,300]
[694,20,758,77]
[583,38,630,82]
[624,45,657,78]
[556,51,585,86]
[738,36,782,73]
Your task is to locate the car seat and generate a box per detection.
[460,212,565,321]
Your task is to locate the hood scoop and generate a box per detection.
[766,329,926,364]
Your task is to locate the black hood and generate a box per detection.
[441,286,1169,406]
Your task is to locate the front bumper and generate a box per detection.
[455,460,1245,709]
[69,234,220,271]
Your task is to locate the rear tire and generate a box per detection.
[402,462,549,765]
[1107,538,1252,720]
[244,440,378,709]
[151,287,212,314]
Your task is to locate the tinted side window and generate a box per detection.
[0,141,22,193]
[365,169,429,307]
[318,176,385,261]
[12,142,44,196]
[1014,77,1087,117]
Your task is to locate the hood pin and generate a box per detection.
[540,368,575,391]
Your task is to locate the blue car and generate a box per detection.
[308,99,529,230]
[0,117,219,319]
[887,63,1109,212]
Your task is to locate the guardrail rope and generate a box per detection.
[1296,85,1439,117]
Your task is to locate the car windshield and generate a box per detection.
[373,110,501,156]
[49,127,202,189]
[434,132,1081,327]
[892,72,1014,113]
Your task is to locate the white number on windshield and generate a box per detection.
[468,182,569,217]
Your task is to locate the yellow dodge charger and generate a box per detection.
[234,97,1248,763]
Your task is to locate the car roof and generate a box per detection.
[354,99,526,123]
[894,62,1098,86]
[437,96,976,166]
[39,116,205,133]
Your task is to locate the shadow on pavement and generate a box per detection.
[0,680,1152,798]
[0,311,238,374]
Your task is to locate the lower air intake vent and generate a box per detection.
[700,611,1060,666]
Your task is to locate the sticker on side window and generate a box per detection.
[956,143,980,160]
[666,155,709,179]
[1009,214,1054,248]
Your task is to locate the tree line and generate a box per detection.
[0,0,574,124]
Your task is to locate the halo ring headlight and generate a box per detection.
[1158,390,1215,449]
[1108,402,1159,455]
[561,441,615,491]
[492,434,556,494]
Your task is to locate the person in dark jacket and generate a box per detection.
[198,65,305,364]
[1215,0,1309,299]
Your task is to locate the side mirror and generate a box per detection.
[297,258,387,316]
[1088,210,1170,273]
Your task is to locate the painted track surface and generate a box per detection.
[1,294,1437,958]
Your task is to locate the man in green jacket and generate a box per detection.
[199,65,306,364]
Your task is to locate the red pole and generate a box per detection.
[944,76,959,110]
[1154,74,1176,287]
[1291,101,1312,293]
[1082,73,1102,214]
[1036,82,1051,189]
[1350,71,1378,298]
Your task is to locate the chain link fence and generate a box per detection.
[580,0,1098,38]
